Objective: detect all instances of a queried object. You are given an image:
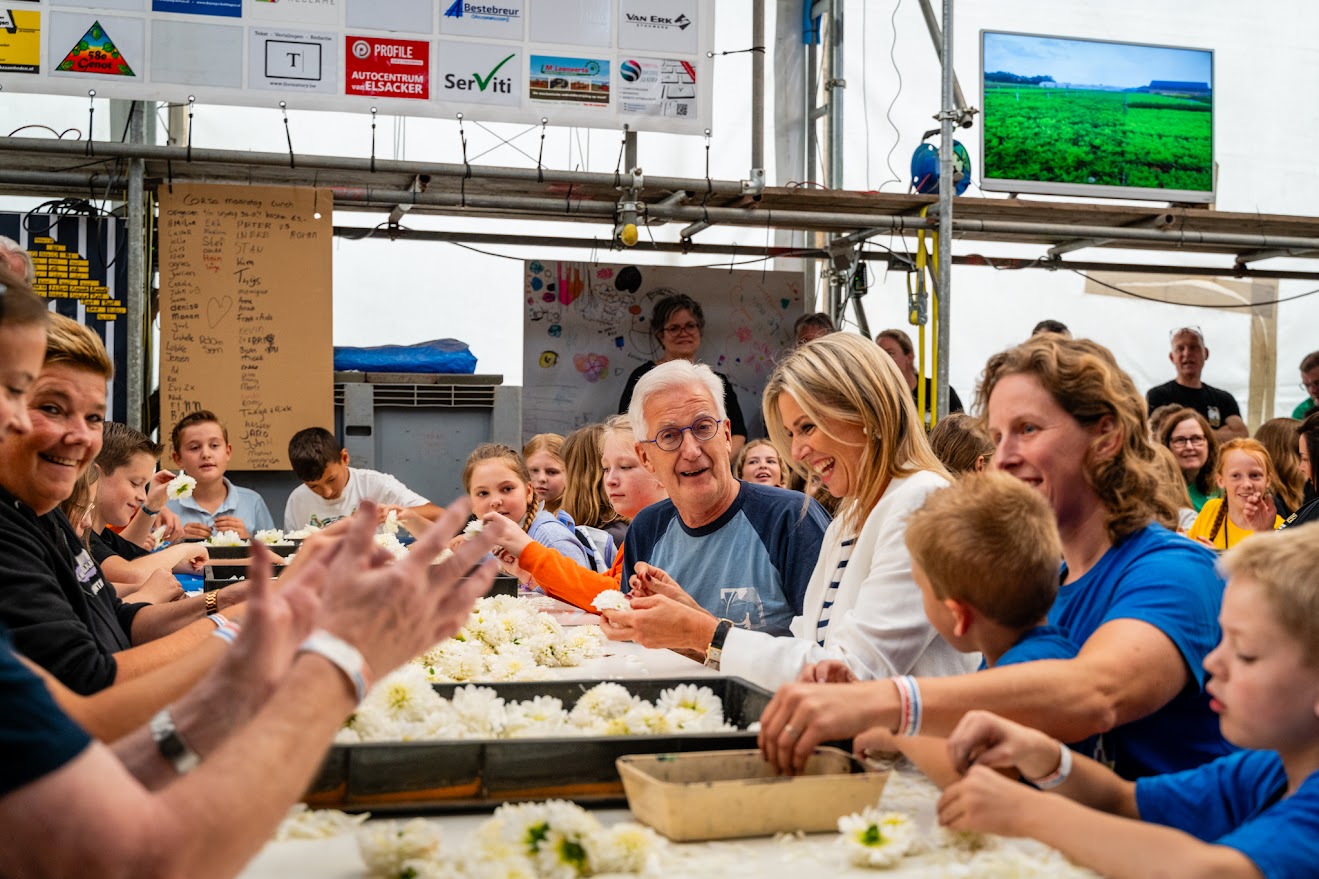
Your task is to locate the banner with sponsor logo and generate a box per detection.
[0,0,714,135]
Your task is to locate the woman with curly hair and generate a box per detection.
[760,334,1232,782]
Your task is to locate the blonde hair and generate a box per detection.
[764,332,948,534]
[1220,526,1319,666]
[904,471,1062,629]
[462,443,536,531]
[1255,418,1305,513]
[734,438,786,486]
[522,433,566,513]
[45,312,114,378]
[559,423,622,529]
[926,413,995,476]
[978,335,1180,542]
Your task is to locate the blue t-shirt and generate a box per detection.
[623,481,830,637]
[1138,750,1319,879]
[985,624,1078,668]
[1051,523,1233,779]
[0,628,91,796]
[167,477,275,535]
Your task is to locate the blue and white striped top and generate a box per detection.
[816,537,856,646]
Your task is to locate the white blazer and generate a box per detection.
[720,469,980,690]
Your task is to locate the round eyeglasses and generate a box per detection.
[642,416,724,452]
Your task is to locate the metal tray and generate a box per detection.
[202,562,287,591]
[200,543,299,560]
[304,676,772,813]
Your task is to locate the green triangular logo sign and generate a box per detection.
[57,21,135,76]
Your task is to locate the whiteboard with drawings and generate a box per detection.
[521,260,804,438]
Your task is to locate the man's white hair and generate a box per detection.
[629,360,727,441]
[0,236,35,284]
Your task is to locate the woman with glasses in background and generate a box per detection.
[617,292,748,458]
[1158,407,1220,512]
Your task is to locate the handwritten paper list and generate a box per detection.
[158,184,333,470]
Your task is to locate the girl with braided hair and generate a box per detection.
[1186,439,1284,549]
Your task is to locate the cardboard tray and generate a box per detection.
[617,747,888,841]
[304,676,771,813]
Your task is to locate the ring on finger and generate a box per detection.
[784,723,801,740]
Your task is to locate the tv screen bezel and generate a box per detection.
[978,29,1215,204]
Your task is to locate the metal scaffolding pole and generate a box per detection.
[750,0,766,186]
[126,102,149,431]
[935,0,954,420]
[825,0,846,319]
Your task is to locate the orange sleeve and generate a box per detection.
[519,540,625,611]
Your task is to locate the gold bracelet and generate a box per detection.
[204,590,219,614]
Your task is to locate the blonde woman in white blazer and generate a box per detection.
[612,333,978,690]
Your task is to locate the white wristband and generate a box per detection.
[1028,742,1073,791]
[298,629,372,703]
[149,707,201,775]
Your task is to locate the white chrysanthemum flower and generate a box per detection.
[449,684,507,736]
[381,509,401,535]
[489,800,600,879]
[503,695,570,738]
[360,665,443,726]
[463,519,485,537]
[333,726,362,744]
[657,684,721,717]
[587,822,663,875]
[837,808,917,868]
[166,473,196,499]
[285,526,317,539]
[590,590,630,612]
[356,818,443,879]
[273,804,370,841]
[570,683,638,726]
[150,524,167,544]
[206,529,244,547]
[253,528,289,545]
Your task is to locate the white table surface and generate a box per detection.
[241,766,1097,879]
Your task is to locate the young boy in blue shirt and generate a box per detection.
[904,470,1078,670]
[854,471,1082,783]
[166,410,274,539]
[936,525,1319,879]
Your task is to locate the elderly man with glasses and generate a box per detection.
[1146,327,1247,441]
[600,359,829,663]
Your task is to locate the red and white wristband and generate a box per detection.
[890,674,923,737]
[298,629,372,703]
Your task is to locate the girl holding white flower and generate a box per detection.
[459,444,589,588]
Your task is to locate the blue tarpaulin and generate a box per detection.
[333,339,477,374]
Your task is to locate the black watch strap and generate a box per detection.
[704,618,735,670]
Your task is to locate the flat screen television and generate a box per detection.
[979,31,1214,203]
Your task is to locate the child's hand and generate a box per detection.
[854,724,900,760]
[1239,491,1277,532]
[479,512,532,557]
[938,764,1035,836]
[213,516,250,539]
[182,522,213,540]
[145,469,175,512]
[798,659,857,683]
[945,709,1061,779]
[170,543,209,574]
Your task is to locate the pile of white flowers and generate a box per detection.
[205,530,245,547]
[284,526,318,540]
[253,528,294,545]
[338,672,732,743]
[358,799,662,879]
[409,595,604,684]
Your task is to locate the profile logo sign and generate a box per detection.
[344,35,430,100]
[440,0,525,41]
[436,41,520,107]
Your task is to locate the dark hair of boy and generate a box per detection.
[97,422,163,474]
[169,410,228,452]
[288,427,343,482]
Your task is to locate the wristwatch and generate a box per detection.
[149,708,201,774]
[703,618,736,670]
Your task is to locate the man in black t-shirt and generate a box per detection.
[1146,327,1248,441]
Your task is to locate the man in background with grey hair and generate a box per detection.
[601,359,829,665]
[0,236,36,284]
[1147,326,1247,440]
